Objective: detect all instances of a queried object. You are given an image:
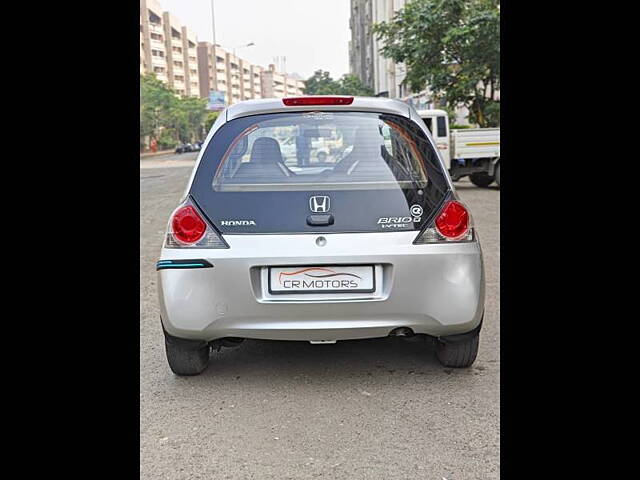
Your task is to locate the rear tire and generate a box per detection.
[435,329,480,368]
[494,162,500,187]
[469,172,494,188]
[164,330,210,376]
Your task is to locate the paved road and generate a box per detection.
[140,153,500,479]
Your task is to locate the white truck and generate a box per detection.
[417,109,500,188]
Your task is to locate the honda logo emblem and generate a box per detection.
[309,196,330,213]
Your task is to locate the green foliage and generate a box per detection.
[140,73,208,147]
[338,74,375,96]
[205,111,221,132]
[302,70,337,95]
[158,129,178,149]
[303,70,374,96]
[373,0,500,127]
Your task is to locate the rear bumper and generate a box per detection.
[157,231,485,342]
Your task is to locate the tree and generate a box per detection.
[140,73,177,141]
[140,73,208,149]
[303,70,374,96]
[373,0,500,127]
[337,74,375,96]
[204,111,220,132]
[302,70,338,95]
[172,96,207,143]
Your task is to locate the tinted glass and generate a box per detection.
[191,111,449,234]
[212,112,429,191]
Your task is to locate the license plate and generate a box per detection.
[268,265,376,294]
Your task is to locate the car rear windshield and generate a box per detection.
[190,111,450,234]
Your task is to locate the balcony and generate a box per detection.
[148,23,163,34]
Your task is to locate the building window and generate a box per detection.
[150,33,162,41]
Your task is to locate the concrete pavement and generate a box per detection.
[139,162,500,479]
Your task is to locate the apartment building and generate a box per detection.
[226,52,243,105]
[198,55,304,104]
[198,43,231,103]
[260,64,304,99]
[285,75,305,97]
[139,0,199,97]
[198,42,238,105]
[349,0,408,98]
[140,0,168,83]
[182,27,200,97]
[250,65,263,99]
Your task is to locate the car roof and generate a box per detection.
[416,109,448,117]
[226,96,412,121]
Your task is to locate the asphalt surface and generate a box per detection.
[140,152,500,479]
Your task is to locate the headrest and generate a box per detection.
[249,137,283,164]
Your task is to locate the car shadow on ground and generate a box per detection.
[166,336,485,386]
[453,183,500,191]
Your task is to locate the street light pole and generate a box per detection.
[231,42,255,57]
[210,0,217,99]
[210,0,216,47]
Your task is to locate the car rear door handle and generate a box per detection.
[307,214,334,226]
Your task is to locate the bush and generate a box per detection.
[450,124,474,129]
[158,129,178,150]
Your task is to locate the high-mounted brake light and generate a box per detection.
[282,96,354,106]
[413,199,474,244]
[165,200,229,249]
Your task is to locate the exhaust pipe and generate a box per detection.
[389,327,414,337]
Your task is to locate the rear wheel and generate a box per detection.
[469,172,494,188]
[163,329,210,376]
[494,162,500,187]
[435,327,480,368]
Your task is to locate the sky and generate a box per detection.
[161,0,351,79]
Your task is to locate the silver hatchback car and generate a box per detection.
[157,96,484,375]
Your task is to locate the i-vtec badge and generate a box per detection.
[221,220,256,226]
[377,217,413,229]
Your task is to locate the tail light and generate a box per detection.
[282,96,354,106]
[414,200,474,244]
[165,199,229,249]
